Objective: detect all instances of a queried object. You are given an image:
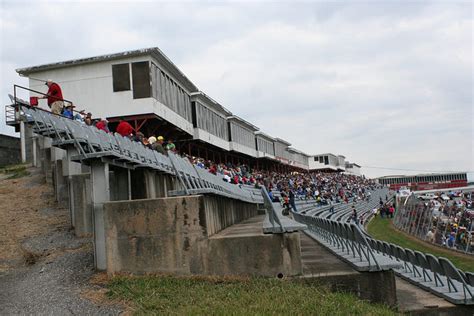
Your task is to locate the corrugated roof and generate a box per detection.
[227,115,259,131]
[190,92,232,117]
[16,47,198,92]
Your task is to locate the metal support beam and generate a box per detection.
[127,169,132,200]
[20,121,26,163]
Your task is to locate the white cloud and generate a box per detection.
[0,0,472,178]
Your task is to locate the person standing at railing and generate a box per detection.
[289,189,297,213]
[329,199,335,214]
[39,80,64,114]
[351,206,358,224]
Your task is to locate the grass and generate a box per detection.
[367,216,474,272]
[0,163,30,179]
[107,275,397,315]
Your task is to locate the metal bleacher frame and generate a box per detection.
[12,98,306,235]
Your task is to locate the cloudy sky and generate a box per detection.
[0,0,472,178]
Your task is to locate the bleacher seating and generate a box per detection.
[290,186,474,305]
[17,104,307,234]
[366,236,474,304]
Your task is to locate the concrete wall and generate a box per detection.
[208,232,301,277]
[70,173,93,237]
[0,134,21,167]
[103,196,300,277]
[300,270,397,307]
[201,196,259,236]
[52,159,68,208]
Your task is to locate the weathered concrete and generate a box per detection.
[91,161,110,270]
[70,173,93,237]
[104,196,207,274]
[0,134,21,167]
[395,277,473,315]
[52,159,68,208]
[201,195,259,236]
[130,169,147,200]
[39,138,52,184]
[299,233,397,307]
[155,174,174,198]
[110,168,130,201]
[144,170,156,198]
[208,215,302,277]
[103,196,298,277]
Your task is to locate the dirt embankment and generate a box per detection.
[0,166,122,315]
[0,167,69,271]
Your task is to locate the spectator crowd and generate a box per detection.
[35,80,381,218]
[396,191,474,253]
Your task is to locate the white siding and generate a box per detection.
[195,102,228,140]
[230,123,255,149]
[257,137,275,156]
[151,62,192,122]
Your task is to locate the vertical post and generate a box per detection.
[91,161,110,270]
[127,169,132,200]
[145,170,157,198]
[163,175,168,197]
[65,148,82,228]
[20,121,26,163]
[32,137,37,167]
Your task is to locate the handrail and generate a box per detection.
[14,84,74,106]
[12,84,84,118]
[261,186,284,233]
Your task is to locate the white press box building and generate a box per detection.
[16,47,361,174]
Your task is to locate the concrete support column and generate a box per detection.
[51,148,67,206]
[40,137,52,183]
[32,137,37,167]
[144,170,157,198]
[155,174,171,197]
[65,148,83,228]
[110,168,130,201]
[91,161,110,270]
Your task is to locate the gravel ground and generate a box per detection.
[0,249,122,315]
[0,167,123,315]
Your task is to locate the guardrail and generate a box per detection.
[293,211,400,272]
[290,187,474,304]
[366,236,474,305]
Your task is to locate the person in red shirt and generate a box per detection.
[95,119,110,133]
[116,118,134,137]
[40,80,64,114]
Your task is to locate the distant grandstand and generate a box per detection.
[377,172,468,191]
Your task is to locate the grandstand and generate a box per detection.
[11,47,358,174]
[378,172,468,191]
[5,47,474,308]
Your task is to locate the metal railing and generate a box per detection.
[393,193,474,254]
[293,211,384,271]
[12,84,74,109]
[261,186,284,233]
